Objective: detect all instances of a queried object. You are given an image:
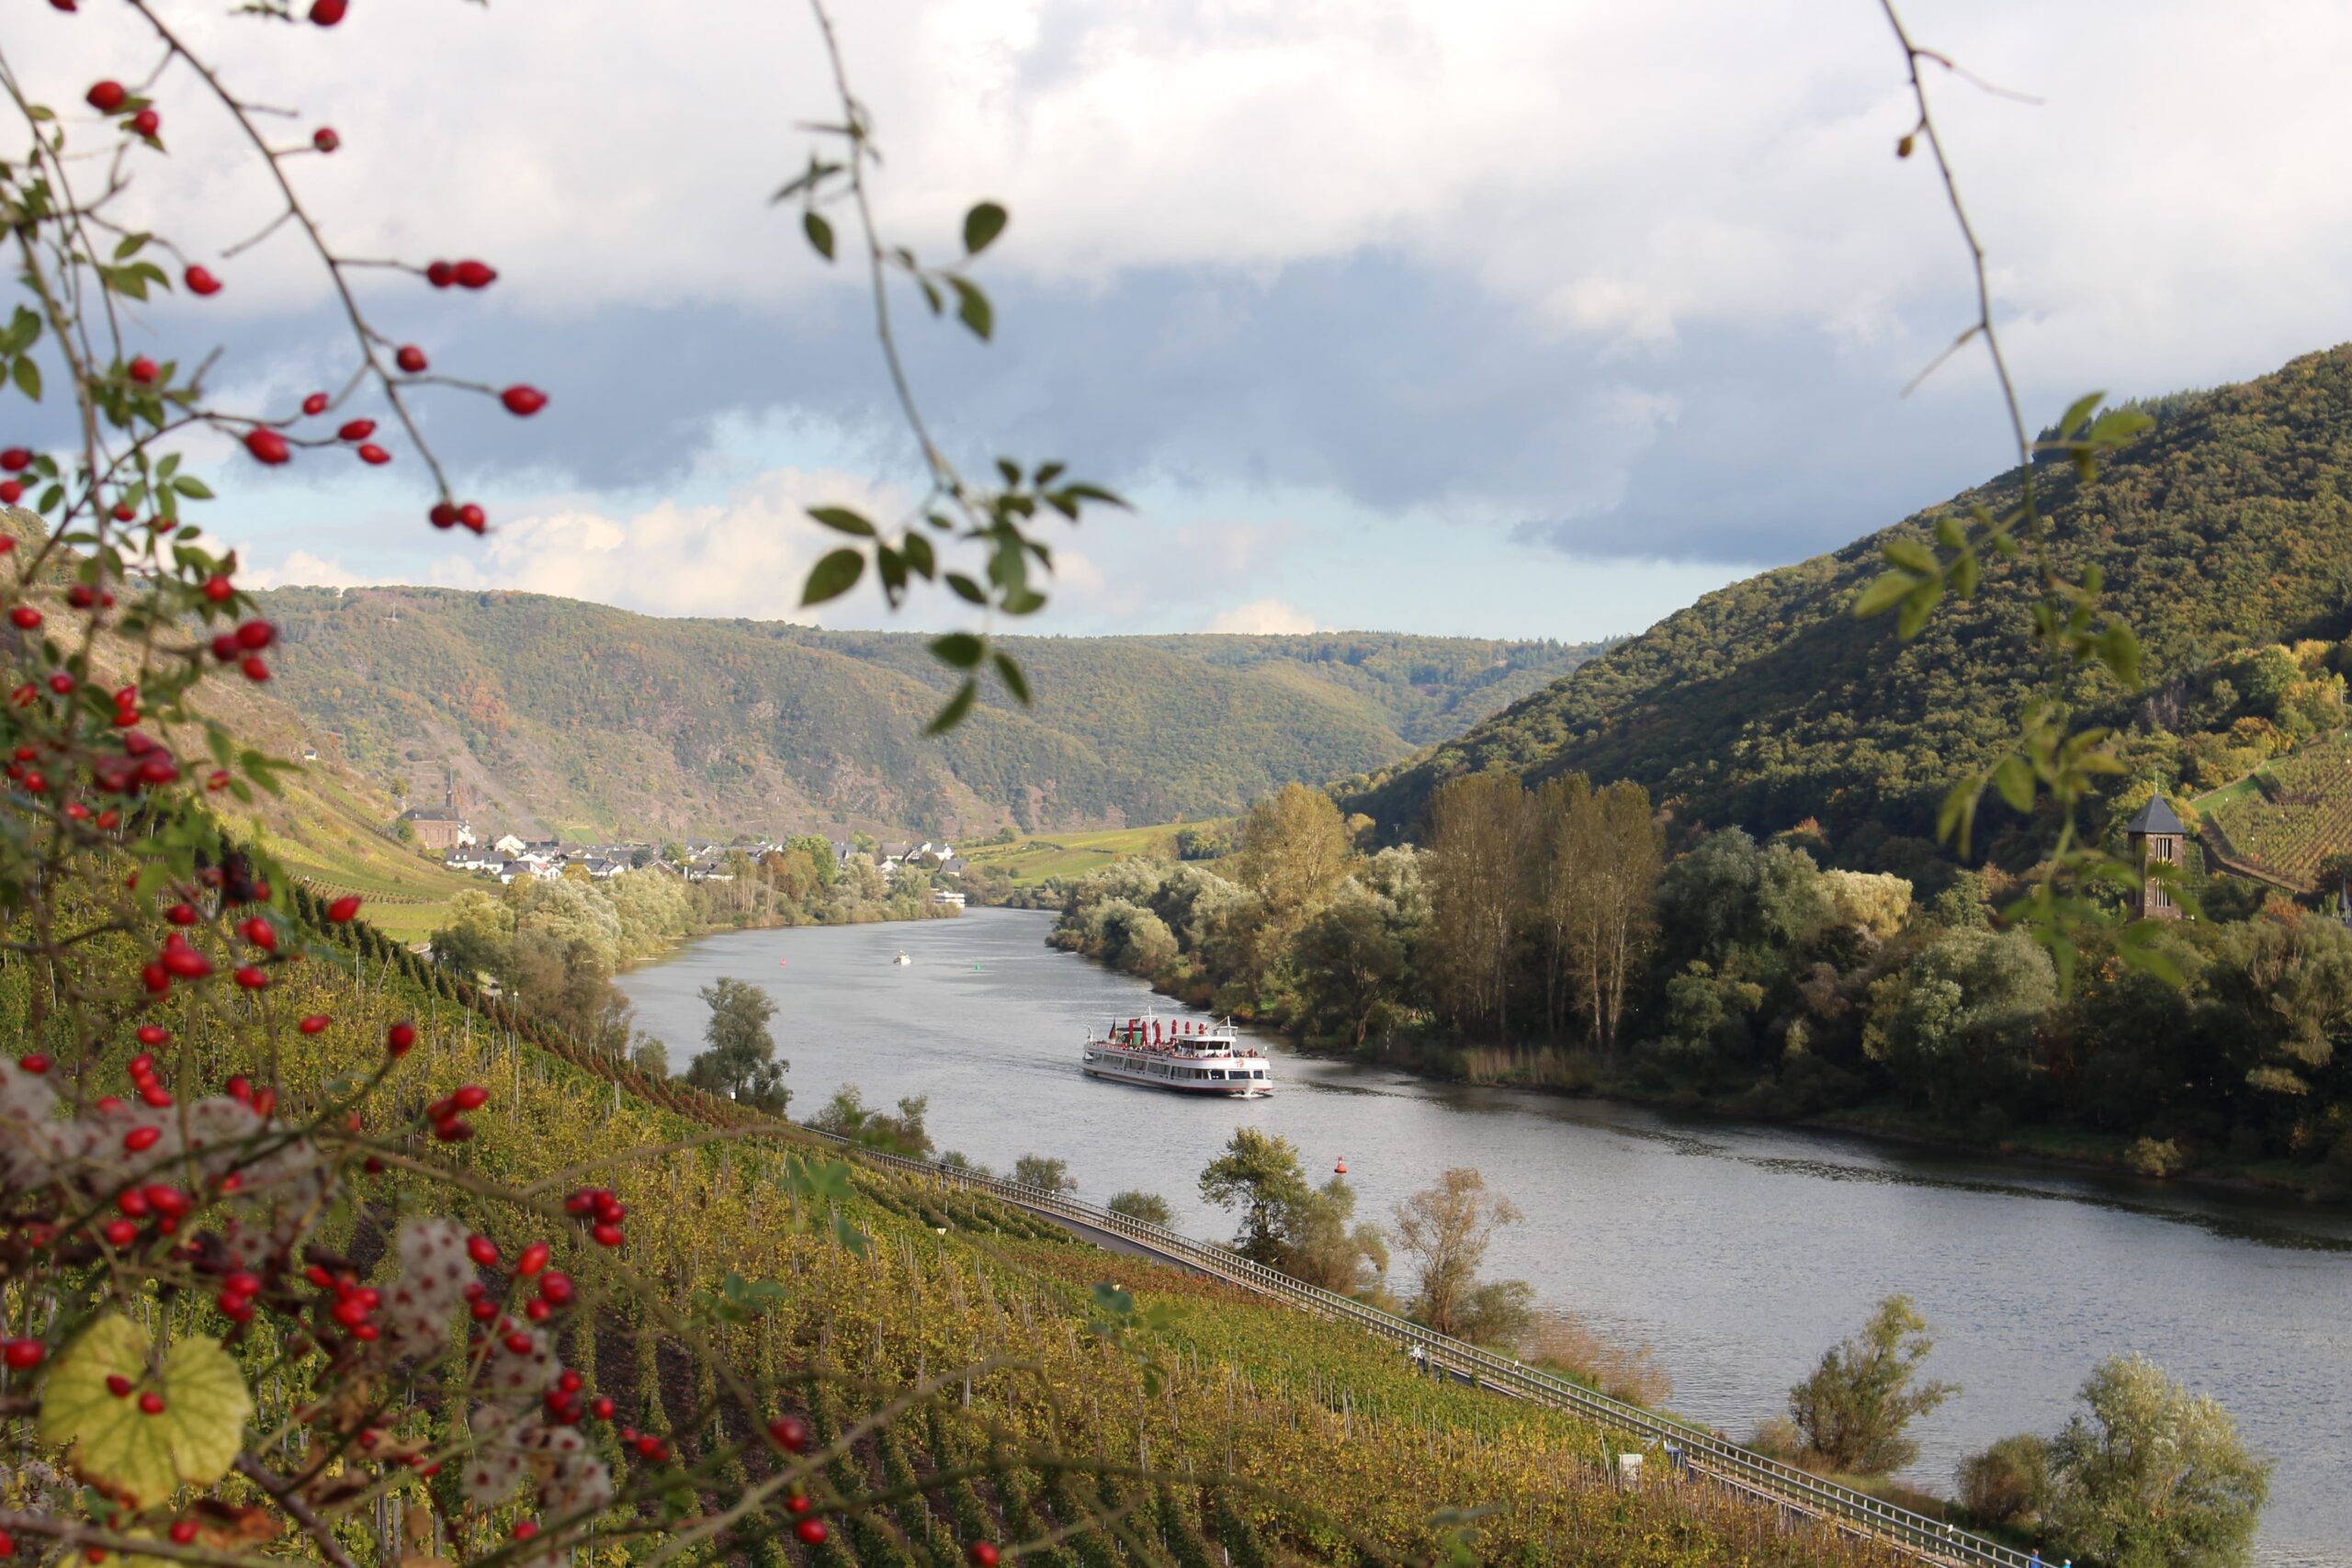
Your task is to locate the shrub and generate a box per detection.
[2126,1136,2187,1178]
[1107,1190,1173,1225]
[1955,1433,2052,1529]
[1522,1311,1673,1407]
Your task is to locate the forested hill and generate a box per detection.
[1343,343,2352,847]
[251,585,1600,838]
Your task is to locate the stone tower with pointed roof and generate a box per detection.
[2125,795,2187,920]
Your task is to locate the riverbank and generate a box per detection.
[1313,1035,2352,1208]
[1050,933,2351,1207]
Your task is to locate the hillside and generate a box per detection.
[250,585,1600,839]
[6,892,1890,1567]
[1346,344,2352,850]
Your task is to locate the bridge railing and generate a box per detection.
[806,1129,2034,1568]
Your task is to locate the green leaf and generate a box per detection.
[948,276,992,341]
[944,572,988,606]
[900,531,934,578]
[1895,579,1943,640]
[12,356,40,402]
[1990,755,2034,814]
[993,650,1031,705]
[802,210,835,262]
[930,632,984,669]
[927,679,978,735]
[2085,408,2154,448]
[1881,538,1938,576]
[962,201,1009,255]
[2055,390,2104,442]
[806,505,875,537]
[1851,571,1913,620]
[171,476,212,500]
[800,548,865,607]
[1938,773,1984,858]
[39,1316,252,1508]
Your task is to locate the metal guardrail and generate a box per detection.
[805,1129,2035,1568]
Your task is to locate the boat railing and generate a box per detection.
[797,1124,2038,1568]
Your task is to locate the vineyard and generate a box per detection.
[2195,730,2352,890]
[3,888,1912,1568]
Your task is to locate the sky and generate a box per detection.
[13,0,2352,643]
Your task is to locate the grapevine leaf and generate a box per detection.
[39,1315,252,1507]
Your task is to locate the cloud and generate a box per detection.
[244,550,377,591]
[14,0,2352,600]
[1204,598,1318,635]
[421,468,912,619]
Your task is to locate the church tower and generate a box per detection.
[2124,795,2187,920]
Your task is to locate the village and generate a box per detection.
[392,795,973,910]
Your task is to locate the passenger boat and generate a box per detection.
[1081,1013,1272,1097]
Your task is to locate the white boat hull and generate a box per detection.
[1081,1049,1272,1098]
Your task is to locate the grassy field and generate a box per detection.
[963,819,1227,886]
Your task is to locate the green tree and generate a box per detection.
[1292,888,1409,1047]
[2048,1354,2269,1568]
[1785,1294,1957,1474]
[1197,1128,1314,1267]
[1390,1168,1524,1341]
[681,976,788,1111]
[808,1085,932,1156]
[1106,1190,1172,1226]
[1012,1155,1077,1193]
[1279,1175,1388,1298]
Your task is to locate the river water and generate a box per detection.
[617,909,2352,1565]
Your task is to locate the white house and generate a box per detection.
[492,832,527,857]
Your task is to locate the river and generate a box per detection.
[617,909,2352,1566]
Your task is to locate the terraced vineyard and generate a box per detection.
[2197,730,2352,890]
[3,887,1911,1566]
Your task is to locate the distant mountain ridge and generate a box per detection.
[1344,343,2352,849]
[251,584,1601,839]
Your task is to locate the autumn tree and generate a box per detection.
[1565,779,1662,1053]
[1424,774,1532,1034]
[1232,782,1352,919]
[1390,1168,1525,1341]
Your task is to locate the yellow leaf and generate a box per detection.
[39,1314,254,1507]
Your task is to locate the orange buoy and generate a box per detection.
[1334,1157,1348,1176]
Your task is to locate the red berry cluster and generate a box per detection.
[563,1184,629,1248]
[424,1084,489,1142]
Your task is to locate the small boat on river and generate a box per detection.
[1081,1013,1271,1098]
[892,950,911,966]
